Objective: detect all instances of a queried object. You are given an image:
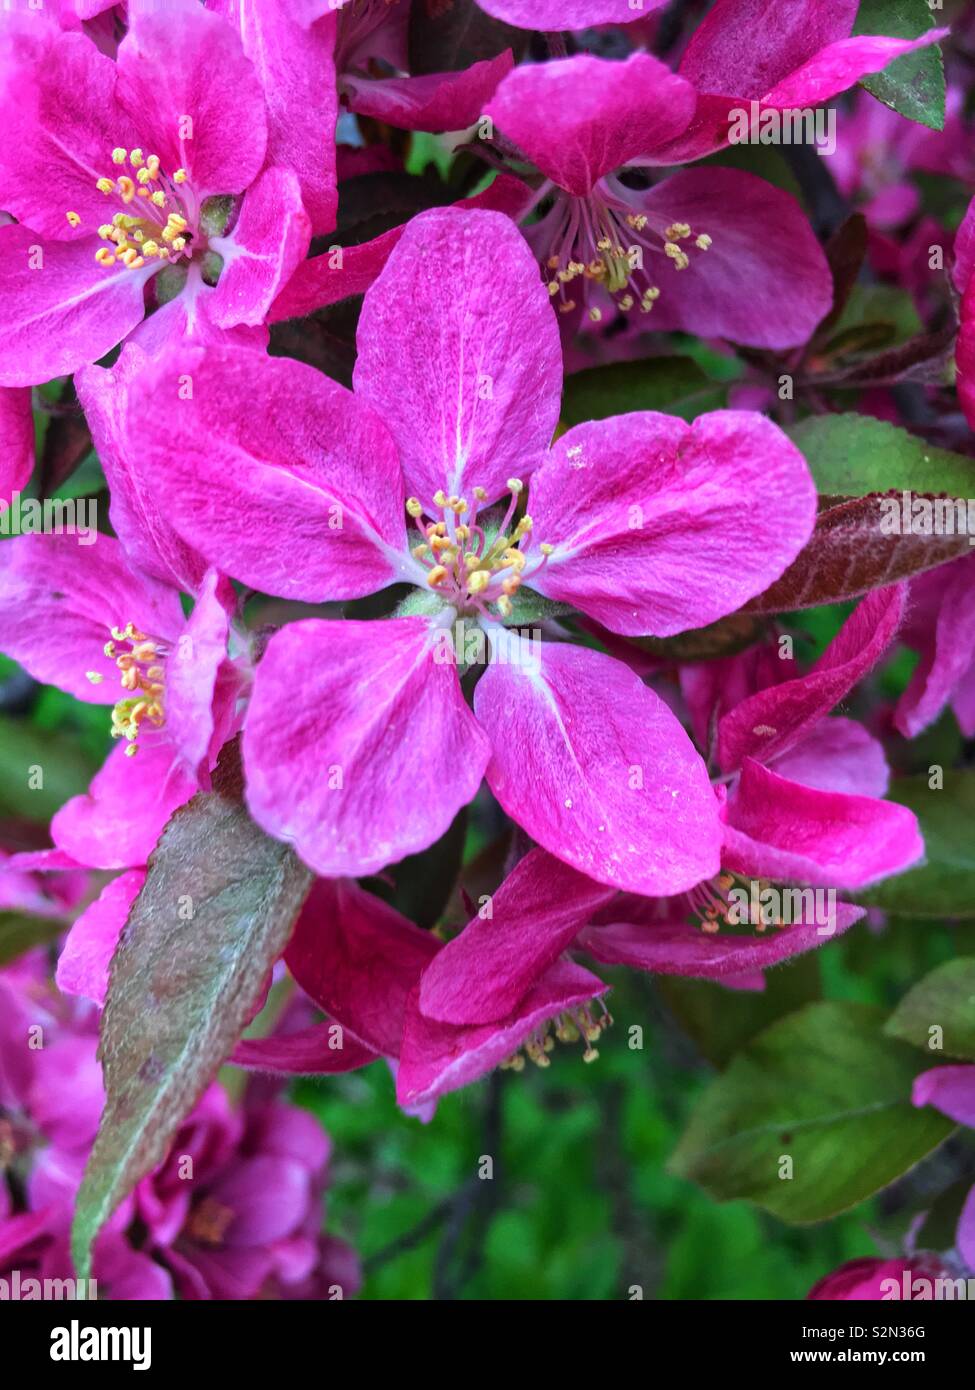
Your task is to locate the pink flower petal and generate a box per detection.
[579,901,863,979]
[718,586,905,771]
[116,7,267,198]
[244,618,490,876]
[269,173,533,322]
[474,639,722,895]
[346,54,513,134]
[130,345,414,601]
[0,225,151,386]
[211,0,338,235]
[76,345,211,594]
[486,54,695,196]
[56,868,146,1005]
[763,32,949,110]
[354,206,562,507]
[0,387,33,504]
[478,0,665,25]
[232,1023,377,1075]
[208,166,311,329]
[896,556,975,739]
[0,533,184,702]
[419,848,615,1025]
[164,569,234,781]
[723,758,925,891]
[771,718,891,799]
[529,410,816,637]
[632,169,833,349]
[958,1185,975,1271]
[912,1065,975,1128]
[397,961,608,1108]
[284,878,440,1058]
[52,739,198,870]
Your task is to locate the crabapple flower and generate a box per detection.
[658,0,950,166]
[484,53,833,346]
[894,556,975,739]
[130,206,817,894]
[0,534,238,868]
[0,6,311,384]
[0,957,357,1299]
[808,1255,956,1301]
[912,1065,975,1270]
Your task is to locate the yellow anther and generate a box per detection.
[94,247,117,266]
[596,237,612,252]
[643,286,661,301]
[411,544,430,559]
[695,233,712,250]
[433,489,448,508]
[548,282,560,297]
[65,211,81,227]
[167,213,188,231]
[173,168,188,183]
[85,671,104,685]
[547,255,559,269]
[171,237,186,252]
[558,300,576,314]
[467,570,490,595]
[664,222,691,241]
[125,744,139,758]
[506,478,523,495]
[146,155,161,178]
[137,187,150,198]
[427,565,448,588]
[664,243,690,269]
[97,224,113,239]
[540,542,555,556]
[473,487,487,501]
[619,294,634,311]
[117,175,136,203]
[111,148,127,164]
[497,595,513,618]
[96,177,114,194]
[141,240,159,258]
[137,167,153,185]
[151,191,166,207]
[406,497,423,518]
[588,307,602,322]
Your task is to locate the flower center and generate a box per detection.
[406,479,553,620]
[530,178,713,322]
[65,146,196,272]
[688,872,783,933]
[86,621,168,757]
[184,1196,235,1247]
[501,999,613,1072]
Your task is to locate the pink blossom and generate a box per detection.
[894,556,975,740]
[127,205,817,895]
[913,1065,975,1270]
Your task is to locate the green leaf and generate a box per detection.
[787,414,975,497]
[0,909,66,967]
[0,714,102,821]
[856,771,975,918]
[669,1002,954,1222]
[855,0,945,131]
[657,953,822,1069]
[885,959,975,1059]
[70,744,312,1280]
[561,357,725,428]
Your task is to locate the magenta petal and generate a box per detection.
[212,0,338,235]
[346,53,513,134]
[52,739,198,870]
[210,1156,309,1246]
[76,347,210,594]
[244,618,490,876]
[475,640,721,895]
[354,206,562,507]
[478,0,665,26]
[718,586,905,771]
[579,901,863,979]
[0,533,184,702]
[770,719,890,800]
[763,32,950,109]
[131,345,414,601]
[958,279,975,433]
[164,569,233,780]
[0,224,151,386]
[530,410,816,637]
[724,758,924,891]
[0,387,33,503]
[268,174,533,322]
[486,54,695,196]
[56,868,146,1005]
[209,167,311,329]
[419,848,615,1025]
[232,1023,377,1075]
[896,557,975,739]
[284,878,440,1058]
[634,169,833,349]
[0,25,139,240]
[397,961,608,1108]
[115,7,267,197]
[912,1065,975,1127]
[958,1185,975,1271]
[679,0,859,98]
